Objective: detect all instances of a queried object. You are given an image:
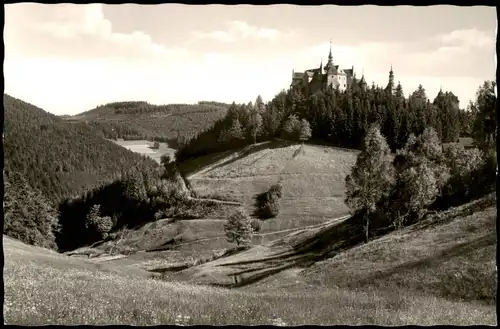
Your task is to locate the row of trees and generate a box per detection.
[176,73,489,164]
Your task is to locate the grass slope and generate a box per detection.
[4,196,496,325]
[66,101,229,143]
[174,194,496,299]
[111,139,177,164]
[80,141,358,267]
[185,140,359,231]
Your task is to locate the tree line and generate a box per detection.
[176,71,486,164]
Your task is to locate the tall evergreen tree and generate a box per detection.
[471,80,497,151]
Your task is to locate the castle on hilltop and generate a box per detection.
[290,41,357,95]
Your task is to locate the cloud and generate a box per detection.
[4,3,188,62]
[3,4,494,116]
[435,28,494,49]
[192,20,285,43]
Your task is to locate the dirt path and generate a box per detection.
[156,214,351,250]
[187,196,242,206]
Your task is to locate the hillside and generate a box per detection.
[64,101,230,145]
[184,140,359,231]
[3,94,160,205]
[167,195,496,311]
[4,195,496,325]
[56,141,357,269]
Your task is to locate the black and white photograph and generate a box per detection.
[3,3,497,326]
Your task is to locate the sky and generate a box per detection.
[4,4,497,115]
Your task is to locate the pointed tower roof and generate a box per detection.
[324,39,335,73]
[320,57,323,73]
[328,38,333,61]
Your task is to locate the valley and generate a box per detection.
[2,49,496,326]
[4,194,496,325]
[3,89,497,325]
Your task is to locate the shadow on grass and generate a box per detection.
[206,140,293,174]
[351,232,496,299]
[178,140,294,177]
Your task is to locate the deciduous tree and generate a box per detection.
[224,209,253,247]
[345,124,395,242]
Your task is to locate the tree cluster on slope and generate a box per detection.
[57,166,221,251]
[3,170,60,250]
[176,73,472,163]
[345,80,496,241]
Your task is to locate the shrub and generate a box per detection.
[436,147,496,209]
[151,141,160,149]
[254,183,283,219]
[224,209,253,247]
[85,205,114,239]
[299,119,312,143]
[250,219,262,233]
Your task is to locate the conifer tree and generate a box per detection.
[472,80,497,151]
[229,118,245,141]
[248,108,264,144]
[299,118,312,143]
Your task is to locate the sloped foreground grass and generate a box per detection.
[4,233,495,326]
[299,198,497,306]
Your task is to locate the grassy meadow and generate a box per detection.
[4,198,496,325]
[186,141,358,232]
[111,139,176,164]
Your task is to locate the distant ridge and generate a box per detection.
[65,101,231,144]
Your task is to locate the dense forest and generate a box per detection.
[64,101,230,146]
[176,71,487,163]
[3,94,160,204]
[3,94,228,251]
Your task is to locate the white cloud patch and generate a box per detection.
[193,20,285,42]
[4,3,188,62]
[436,28,493,49]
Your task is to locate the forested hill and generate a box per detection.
[3,94,159,204]
[63,100,231,145]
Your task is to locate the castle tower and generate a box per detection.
[386,65,395,94]
[359,68,367,90]
[324,39,334,72]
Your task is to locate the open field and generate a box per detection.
[111,139,176,164]
[185,141,358,231]
[4,195,496,325]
